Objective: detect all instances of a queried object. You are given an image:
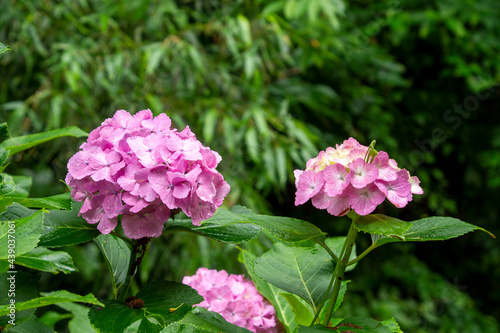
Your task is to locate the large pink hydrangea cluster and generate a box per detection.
[65,109,230,239]
[294,138,423,216]
[183,268,279,333]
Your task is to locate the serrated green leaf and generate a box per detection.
[0,210,44,259]
[166,218,261,244]
[380,318,402,333]
[169,205,325,245]
[14,247,77,274]
[165,307,252,333]
[254,243,335,311]
[372,216,495,247]
[57,302,97,333]
[0,201,100,247]
[0,290,103,316]
[210,206,325,243]
[94,233,133,295]
[39,201,100,247]
[299,317,393,332]
[5,315,56,333]
[89,300,143,333]
[0,126,88,155]
[239,249,297,333]
[0,193,71,211]
[89,281,203,332]
[355,214,411,239]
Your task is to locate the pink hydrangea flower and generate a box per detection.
[183,268,279,333]
[294,138,423,216]
[66,109,230,239]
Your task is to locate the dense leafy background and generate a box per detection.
[1,0,499,332]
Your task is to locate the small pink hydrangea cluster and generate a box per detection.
[294,138,423,216]
[183,268,279,333]
[65,109,230,239]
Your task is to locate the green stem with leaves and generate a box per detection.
[322,212,359,326]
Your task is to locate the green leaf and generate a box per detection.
[94,233,133,296]
[0,271,39,329]
[245,128,260,163]
[0,193,72,211]
[165,307,253,333]
[0,209,44,259]
[165,206,261,244]
[0,123,10,144]
[0,147,9,172]
[197,206,326,244]
[254,242,335,311]
[202,109,218,143]
[281,293,314,327]
[239,249,297,333]
[89,301,143,333]
[5,315,56,333]
[275,146,288,186]
[56,302,97,333]
[89,281,203,332]
[0,42,10,54]
[0,290,103,316]
[14,247,77,274]
[0,173,15,196]
[0,126,88,155]
[39,310,72,329]
[355,214,411,239]
[0,201,98,248]
[237,14,252,47]
[332,317,393,332]
[39,201,100,247]
[380,318,402,333]
[299,317,393,332]
[371,216,495,247]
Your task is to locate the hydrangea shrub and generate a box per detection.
[65,110,230,239]
[183,268,279,333]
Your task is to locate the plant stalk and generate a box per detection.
[321,216,358,326]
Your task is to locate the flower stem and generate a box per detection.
[321,215,358,326]
[347,242,377,267]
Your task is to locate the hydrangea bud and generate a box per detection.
[294,138,423,216]
[183,268,279,333]
[66,110,230,239]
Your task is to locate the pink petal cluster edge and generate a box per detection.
[183,268,279,333]
[65,109,230,239]
[294,137,423,216]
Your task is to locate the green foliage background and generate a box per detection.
[1,0,499,332]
